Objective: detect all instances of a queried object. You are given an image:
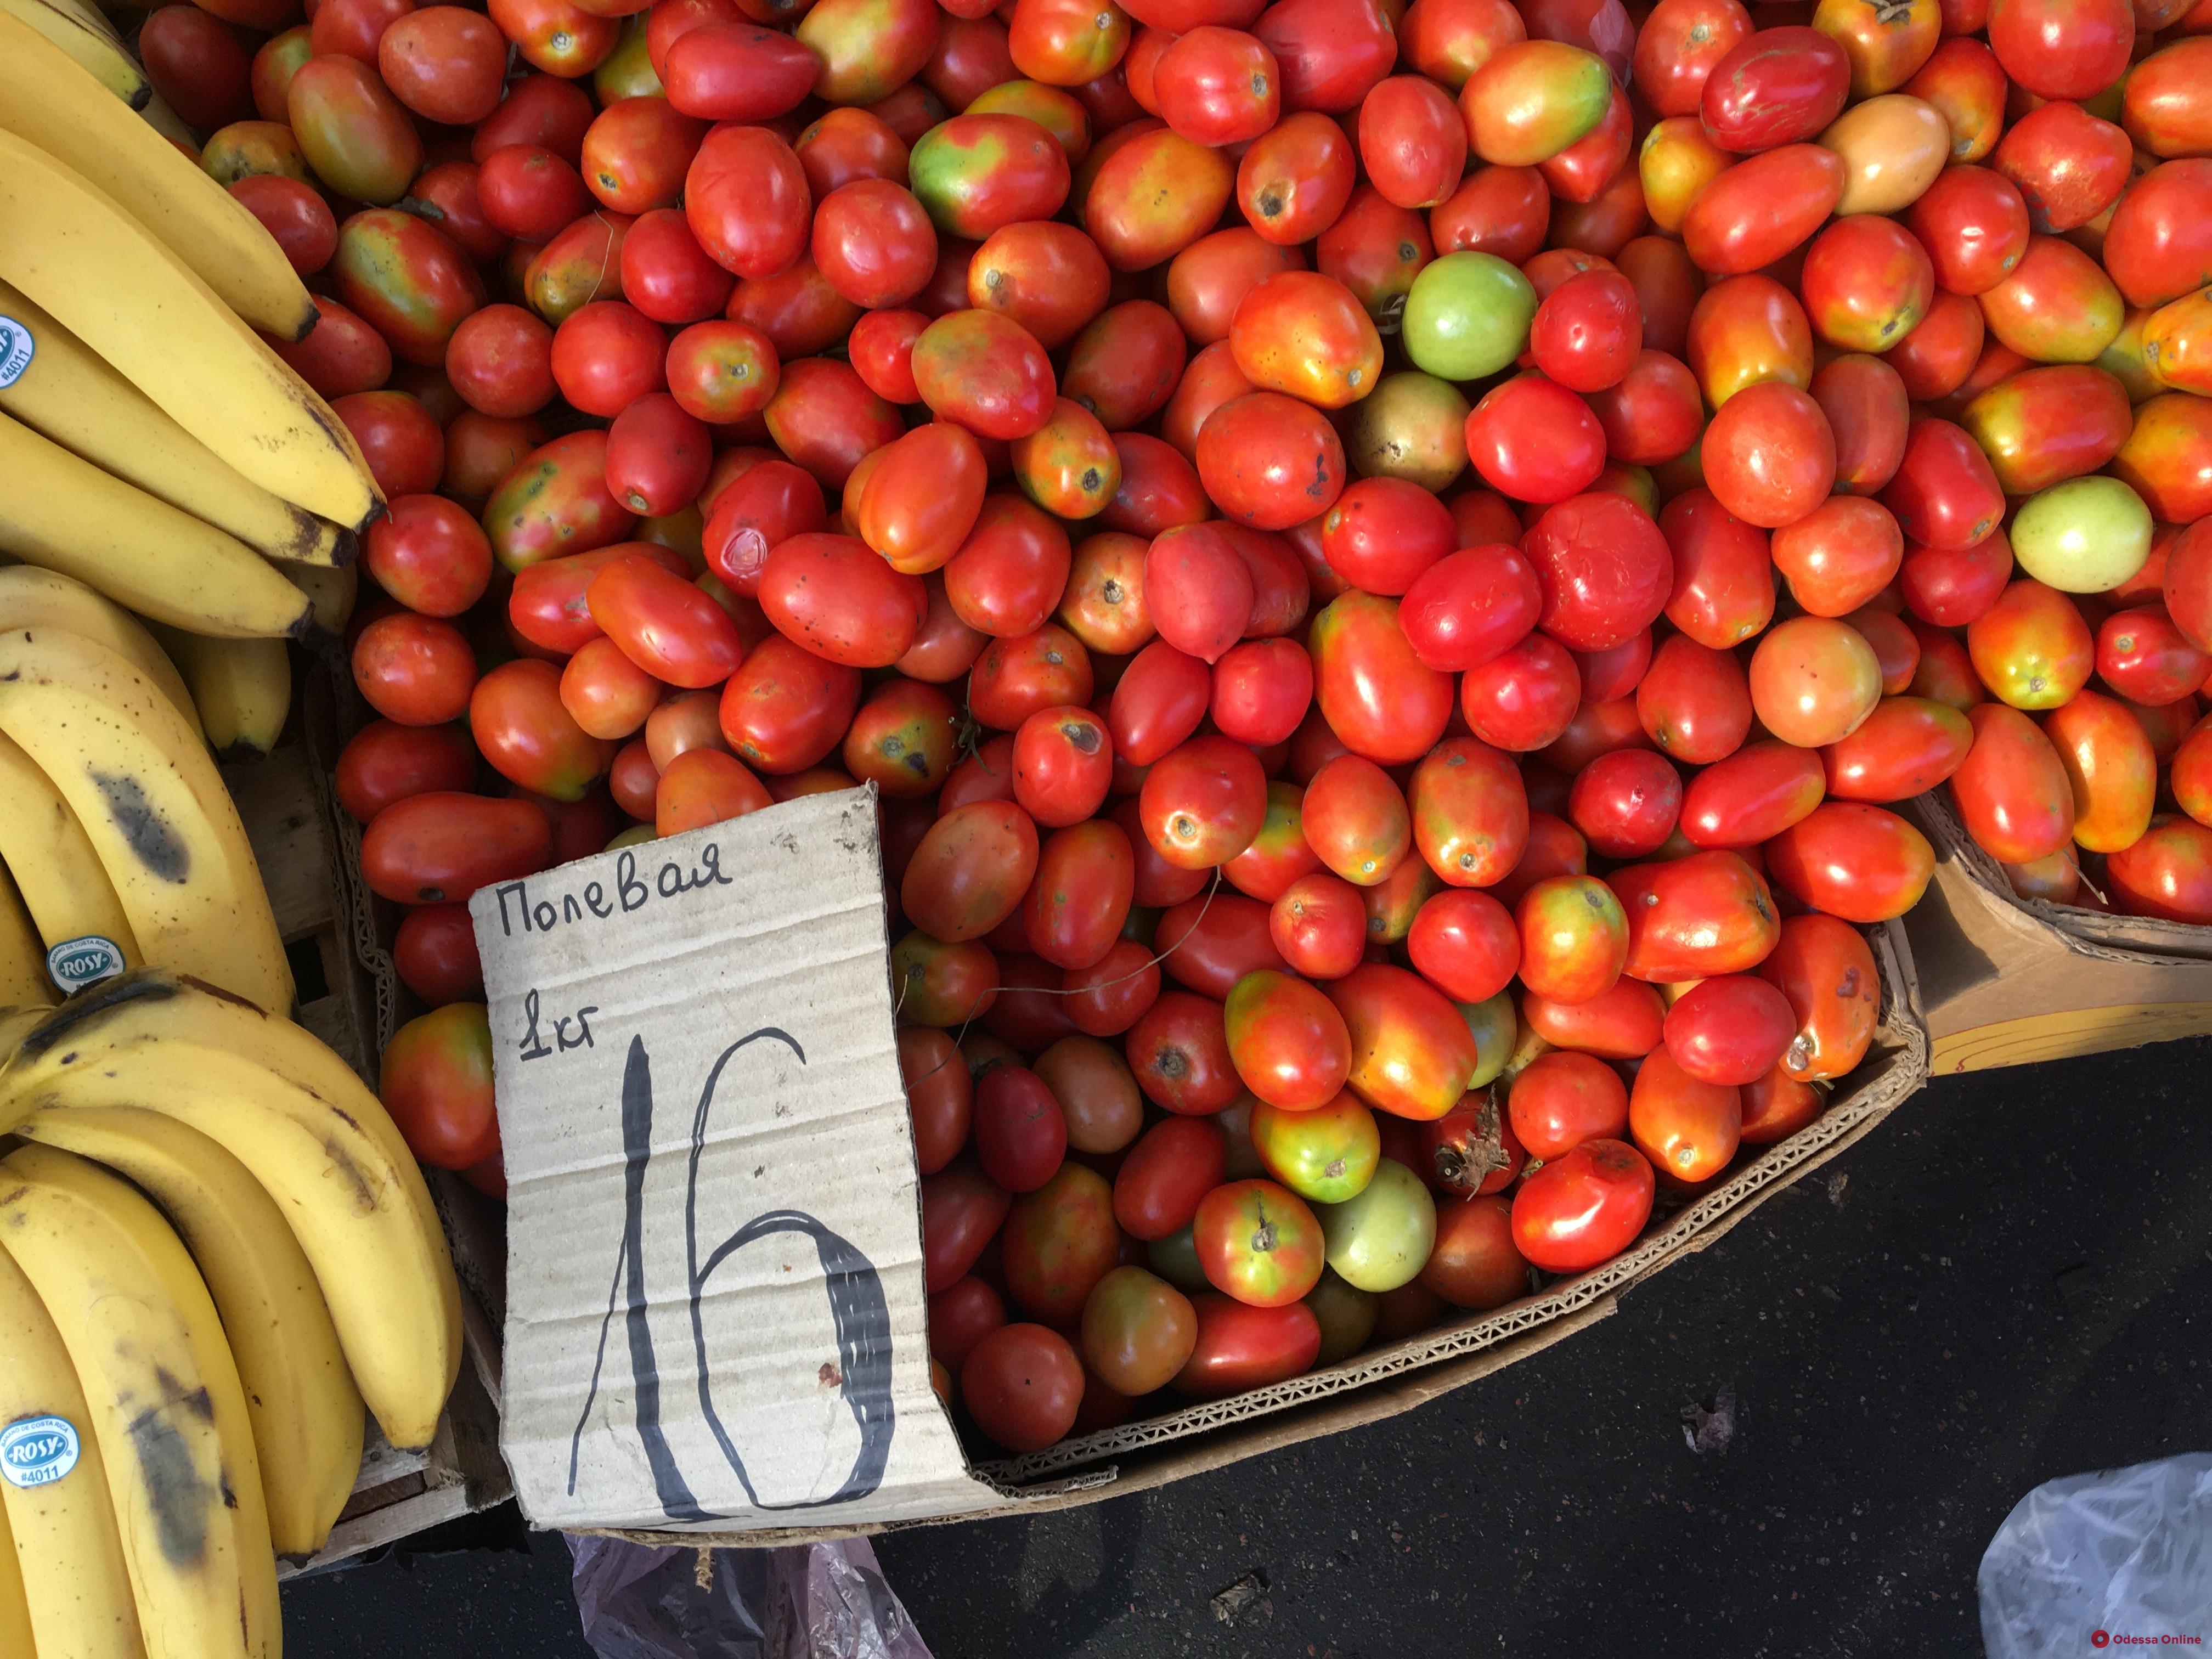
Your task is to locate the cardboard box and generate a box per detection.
[1903,792,2212,1075]
[233,678,514,1576]
[476,787,1929,1544]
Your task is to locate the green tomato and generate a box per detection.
[1250,1093,1380,1204]
[1459,990,1518,1088]
[1402,252,1537,382]
[1317,1159,1437,1293]
[2010,476,2154,593]
[1304,1268,1378,1365]
[1147,1223,1209,1291]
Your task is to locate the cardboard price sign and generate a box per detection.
[472,789,1000,1531]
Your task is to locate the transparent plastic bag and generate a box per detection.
[567,1532,934,1659]
[1978,1454,2212,1656]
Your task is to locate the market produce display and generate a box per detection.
[52,0,2187,1461]
[0,26,473,1630]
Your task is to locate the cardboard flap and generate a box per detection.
[472,789,1000,1531]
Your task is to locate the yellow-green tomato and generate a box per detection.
[1250,1091,1380,1205]
[2008,476,2154,593]
[1317,1159,1437,1293]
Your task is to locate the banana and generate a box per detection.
[145,628,292,761]
[0,1246,146,1659]
[0,629,292,1012]
[0,864,52,1007]
[0,412,315,639]
[283,560,359,634]
[0,1142,278,1659]
[0,0,146,108]
[134,90,194,151]
[0,128,381,529]
[31,0,128,43]
[0,280,350,565]
[0,1497,32,1658]
[0,729,143,987]
[0,15,314,342]
[0,566,201,736]
[0,970,465,1451]
[17,1105,366,1555]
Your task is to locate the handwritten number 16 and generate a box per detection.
[567,1029,895,1518]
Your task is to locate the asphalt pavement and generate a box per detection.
[283,1036,2212,1659]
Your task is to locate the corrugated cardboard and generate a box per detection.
[1903,792,2212,1073]
[473,788,1003,1532]
[240,673,512,1575]
[478,786,1931,1541]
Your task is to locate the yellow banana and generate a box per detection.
[0,629,292,1012]
[0,1246,145,1659]
[0,14,315,340]
[0,566,200,736]
[0,0,146,108]
[0,970,464,1451]
[0,864,52,1008]
[18,1105,367,1556]
[145,628,292,761]
[0,412,315,638]
[0,127,380,528]
[0,729,142,988]
[31,0,127,42]
[0,279,349,565]
[0,1143,276,1659]
[135,90,194,151]
[283,561,359,634]
[0,1496,32,1658]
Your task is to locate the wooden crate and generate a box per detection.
[223,710,514,1576]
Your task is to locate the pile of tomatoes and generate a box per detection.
[160,0,2212,1455]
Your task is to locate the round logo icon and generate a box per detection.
[2092,1632,2111,1649]
[47,933,126,995]
[1,1414,81,1489]
[0,317,32,390]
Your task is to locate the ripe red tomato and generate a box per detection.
[393,902,484,1005]
[587,555,747,689]
[1506,1050,1629,1159]
[1757,912,1881,1081]
[1325,962,1481,1119]
[1139,735,1268,868]
[1510,1137,1654,1272]
[1406,889,1520,1003]
[973,1064,1070,1193]
[381,1004,499,1170]
[1172,1294,1322,1397]
[900,1026,974,1176]
[961,1324,1084,1451]
[902,801,1041,943]
[1023,821,1136,969]
[1223,969,1352,1110]
[1662,974,1796,1086]
[922,1161,1012,1291]
[1422,1195,1530,1309]
[1464,375,1607,503]
[1271,872,1371,980]
[352,612,476,726]
[360,792,552,906]
[1523,491,1673,651]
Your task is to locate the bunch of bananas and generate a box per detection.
[0,969,465,1658]
[0,588,296,1014]
[0,1,382,744]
